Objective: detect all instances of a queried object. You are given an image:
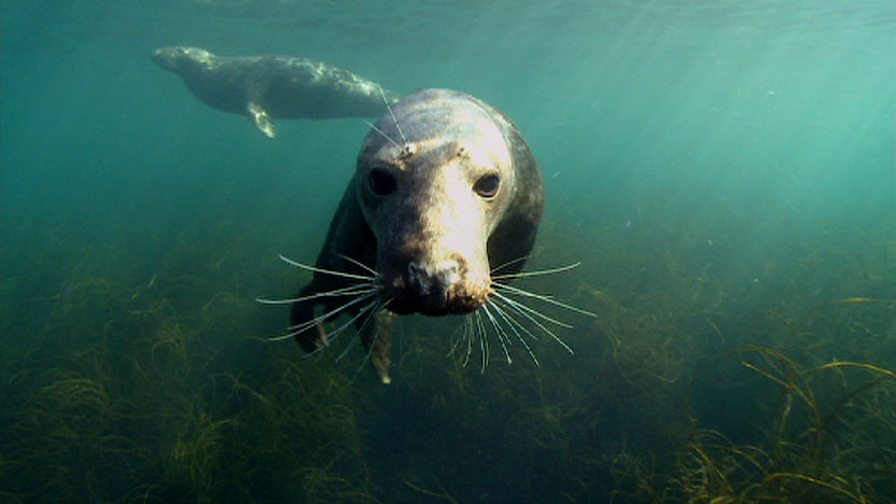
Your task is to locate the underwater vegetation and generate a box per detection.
[1,194,894,502]
[0,216,374,502]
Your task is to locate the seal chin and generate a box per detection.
[151,47,215,73]
[384,276,489,316]
[387,293,486,316]
[151,48,176,70]
[381,258,490,316]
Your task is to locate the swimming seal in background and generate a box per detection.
[152,46,399,138]
[288,88,544,384]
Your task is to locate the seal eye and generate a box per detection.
[473,174,500,198]
[369,168,397,196]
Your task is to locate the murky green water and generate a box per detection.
[2,1,894,501]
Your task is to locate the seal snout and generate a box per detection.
[407,260,459,314]
[385,257,485,316]
[151,46,215,73]
[151,47,178,71]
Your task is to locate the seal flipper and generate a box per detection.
[360,311,396,384]
[290,283,326,353]
[248,102,276,138]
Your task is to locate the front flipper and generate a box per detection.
[248,102,276,138]
[360,310,396,384]
[290,284,326,353]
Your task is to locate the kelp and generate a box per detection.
[1,189,894,502]
[663,347,895,503]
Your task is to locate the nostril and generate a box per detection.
[406,260,461,310]
[407,261,429,296]
[438,261,460,286]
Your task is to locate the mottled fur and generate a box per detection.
[153,46,398,137]
[291,89,544,383]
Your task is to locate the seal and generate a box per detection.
[152,46,399,138]
[288,88,544,383]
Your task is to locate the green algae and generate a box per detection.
[1,191,894,503]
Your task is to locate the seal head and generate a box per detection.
[152,46,216,74]
[357,89,535,315]
[290,88,543,382]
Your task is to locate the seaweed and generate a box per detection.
[1,175,893,503]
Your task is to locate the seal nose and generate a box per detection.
[407,260,460,313]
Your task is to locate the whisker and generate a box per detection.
[489,255,530,274]
[491,291,574,355]
[337,254,378,276]
[286,292,375,333]
[255,285,376,305]
[449,315,475,367]
[275,298,372,343]
[489,299,540,366]
[334,328,362,363]
[307,299,380,355]
[348,299,393,379]
[474,310,489,373]
[491,290,573,328]
[463,316,473,368]
[337,299,385,364]
[492,262,582,280]
[379,84,407,145]
[269,328,311,342]
[447,316,467,358]
[490,298,539,342]
[278,254,375,281]
[482,304,512,364]
[363,120,401,150]
[494,282,597,318]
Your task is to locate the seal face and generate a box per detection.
[290,89,544,383]
[152,46,399,138]
[359,91,517,315]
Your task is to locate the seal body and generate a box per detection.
[152,46,399,138]
[291,89,544,383]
